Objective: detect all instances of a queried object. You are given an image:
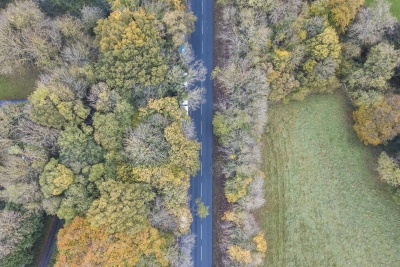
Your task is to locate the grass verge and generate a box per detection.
[0,67,39,100]
[258,92,400,266]
[365,0,400,21]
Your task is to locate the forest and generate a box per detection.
[2,0,400,266]
[0,0,205,266]
[213,0,400,266]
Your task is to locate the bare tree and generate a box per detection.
[0,210,27,258]
[173,233,196,267]
[125,120,170,165]
[347,0,397,46]
[182,119,196,140]
[238,173,265,210]
[80,6,105,30]
[149,197,177,231]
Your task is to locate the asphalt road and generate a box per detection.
[0,99,26,107]
[188,0,213,266]
[37,216,63,267]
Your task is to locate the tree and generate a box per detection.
[328,0,364,33]
[347,0,396,46]
[57,175,98,221]
[0,1,59,74]
[57,126,104,172]
[253,232,267,253]
[87,179,155,234]
[162,10,196,47]
[228,245,252,264]
[0,209,42,267]
[125,116,170,165]
[0,210,27,259]
[29,78,90,129]
[94,8,168,93]
[306,26,341,62]
[56,216,171,267]
[213,110,251,145]
[165,122,200,176]
[353,94,400,145]
[225,173,253,203]
[29,86,68,129]
[39,158,75,198]
[195,198,209,218]
[348,42,399,92]
[377,152,400,186]
[238,171,265,210]
[92,99,133,151]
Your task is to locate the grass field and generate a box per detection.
[0,67,38,100]
[366,0,400,21]
[259,93,400,266]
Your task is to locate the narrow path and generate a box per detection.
[188,0,213,266]
[37,216,63,267]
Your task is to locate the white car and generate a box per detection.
[181,100,189,114]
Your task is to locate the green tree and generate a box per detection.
[58,126,104,172]
[92,100,133,151]
[0,208,42,267]
[213,110,251,145]
[57,175,98,221]
[87,179,155,234]
[195,198,209,218]
[94,8,168,93]
[349,42,399,92]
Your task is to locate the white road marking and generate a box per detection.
[201,141,202,155]
[201,246,203,261]
[202,40,203,54]
[202,0,204,14]
[202,21,204,34]
[201,224,203,239]
[201,182,203,197]
[201,121,203,135]
[201,103,202,115]
[201,162,202,176]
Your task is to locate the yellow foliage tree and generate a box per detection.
[353,94,400,146]
[222,210,242,226]
[225,173,253,203]
[94,8,167,91]
[228,245,252,264]
[253,232,268,253]
[306,26,341,62]
[328,0,364,33]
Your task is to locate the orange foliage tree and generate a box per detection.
[55,216,171,267]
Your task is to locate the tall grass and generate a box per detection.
[259,93,400,266]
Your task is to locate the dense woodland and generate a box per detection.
[2,0,400,266]
[0,0,204,266]
[214,0,400,266]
